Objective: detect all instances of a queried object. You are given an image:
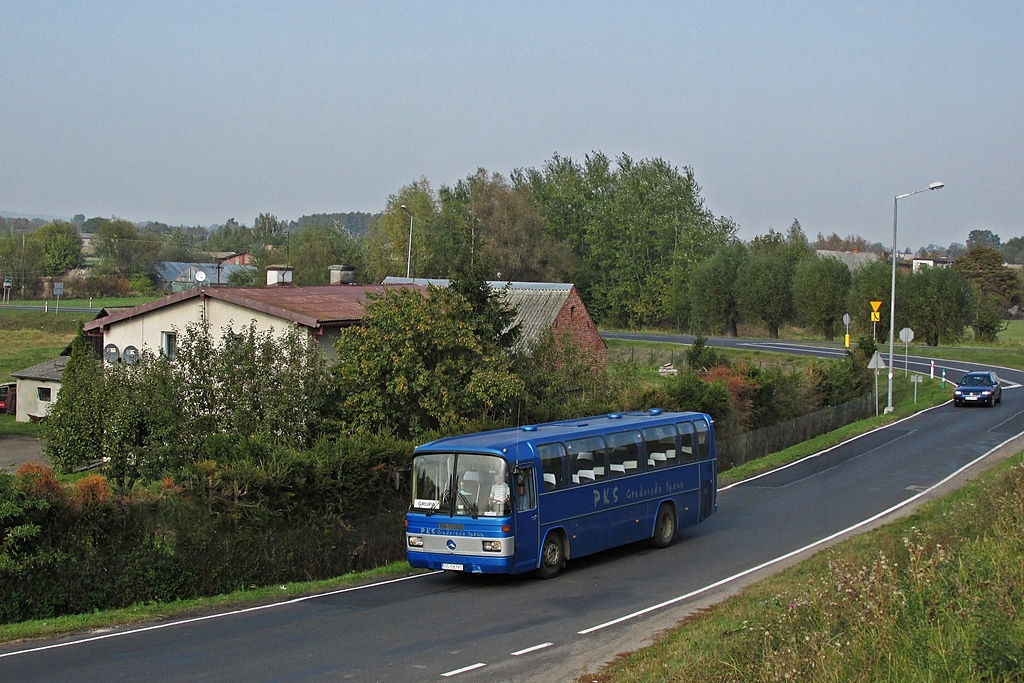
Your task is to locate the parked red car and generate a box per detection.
[0,383,14,414]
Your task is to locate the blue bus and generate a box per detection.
[405,408,717,578]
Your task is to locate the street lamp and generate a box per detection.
[885,181,944,413]
[400,204,413,279]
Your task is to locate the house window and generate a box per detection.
[162,331,177,360]
[37,387,52,402]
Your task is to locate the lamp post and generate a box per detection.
[885,181,944,413]
[400,204,413,279]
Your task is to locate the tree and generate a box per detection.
[953,246,1021,308]
[92,218,161,277]
[1002,236,1024,265]
[847,260,896,343]
[967,229,1000,250]
[953,245,1021,341]
[290,223,366,285]
[43,329,104,473]
[331,287,524,438]
[362,179,437,282]
[903,266,973,346]
[793,256,852,341]
[33,221,82,275]
[689,242,747,336]
[737,254,793,338]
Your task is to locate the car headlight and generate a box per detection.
[982,390,991,395]
[408,536,423,547]
[954,390,962,395]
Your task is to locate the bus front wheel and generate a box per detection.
[535,533,565,579]
[650,504,677,549]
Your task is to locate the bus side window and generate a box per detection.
[606,431,641,477]
[677,422,696,463]
[566,436,607,484]
[537,443,566,491]
[642,424,678,469]
[694,419,710,460]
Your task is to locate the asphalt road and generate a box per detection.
[2,337,1022,682]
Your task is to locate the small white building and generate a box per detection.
[11,357,67,423]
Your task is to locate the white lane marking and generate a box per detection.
[442,663,486,677]
[0,573,435,660]
[578,430,1024,636]
[988,407,1024,433]
[511,642,554,656]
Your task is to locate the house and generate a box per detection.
[383,278,607,367]
[11,357,67,423]
[912,256,955,273]
[153,261,257,291]
[816,250,878,271]
[82,276,427,362]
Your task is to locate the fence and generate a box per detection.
[718,394,874,470]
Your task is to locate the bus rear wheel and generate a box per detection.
[650,504,677,549]
[535,533,565,579]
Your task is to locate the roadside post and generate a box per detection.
[868,351,887,416]
[54,281,64,314]
[930,360,935,379]
[2,276,11,305]
[941,368,946,388]
[843,313,851,348]
[899,327,914,376]
[910,374,923,403]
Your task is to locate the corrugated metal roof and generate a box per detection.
[500,288,570,348]
[381,278,575,349]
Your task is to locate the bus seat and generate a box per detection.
[578,469,595,482]
[593,466,605,478]
[624,460,638,471]
[544,472,557,490]
[610,463,625,474]
[577,451,593,462]
[666,449,676,460]
[572,474,580,484]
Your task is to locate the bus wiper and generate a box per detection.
[457,490,478,519]
[427,486,451,517]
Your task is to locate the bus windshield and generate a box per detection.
[411,453,511,518]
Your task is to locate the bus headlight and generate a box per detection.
[482,541,502,552]
[408,536,424,548]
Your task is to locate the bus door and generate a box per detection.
[513,465,539,572]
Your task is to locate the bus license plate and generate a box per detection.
[441,563,464,571]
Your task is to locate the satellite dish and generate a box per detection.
[122,346,139,365]
[195,270,207,282]
[103,344,120,364]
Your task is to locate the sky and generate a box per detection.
[1,2,1022,251]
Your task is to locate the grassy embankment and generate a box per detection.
[584,453,1024,682]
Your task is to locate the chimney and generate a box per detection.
[266,266,293,286]
[329,265,356,285]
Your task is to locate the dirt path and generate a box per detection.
[0,435,49,471]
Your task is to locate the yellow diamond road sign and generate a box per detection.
[870,300,883,312]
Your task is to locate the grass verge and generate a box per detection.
[582,453,1024,682]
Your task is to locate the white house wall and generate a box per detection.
[15,379,60,423]
[100,297,305,357]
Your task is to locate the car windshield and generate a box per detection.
[411,452,511,518]
[960,375,991,387]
